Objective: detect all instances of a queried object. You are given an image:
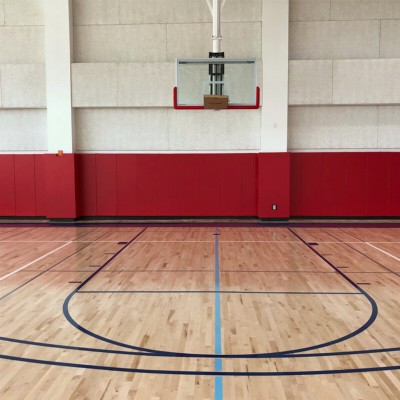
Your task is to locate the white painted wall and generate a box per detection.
[288,0,400,151]
[0,0,47,152]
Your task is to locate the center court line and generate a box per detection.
[0,242,73,281]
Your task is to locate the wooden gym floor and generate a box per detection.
[0,223,400,399]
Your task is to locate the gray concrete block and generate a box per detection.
[0,1,4,25]
[380,20,400,59]
[331,0,400,20]
[167,22,261,61]
[118,63,174,107]
[288,106,379,150]
[120,0,210,24]
[72,63,118,107]
[289,60,332,105]
[168,109,261,151]
[289,0,331,22]
[0,27,45,63]
[289,21,380,60]
[222,0,262,22]
[333,59,400,104]
[74,25,167,63]
[0,109,47,151]
[75,108,169,151]
[378,106,400,149]
[4,0,44,26]
[73,0,119,25]
[1,64,46,108]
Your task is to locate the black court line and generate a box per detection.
[77,290,361,295]
[96,269,214,273]
[2,335,400,359]
[221,270,337,274]
[323,228,400,278]
[1,354,399,377]
[62,226,380,360]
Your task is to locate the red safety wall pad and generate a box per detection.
[0,155,16,216]
[34,155,47,216]
[77,153,258,217]
[44,154,78,219]
[291,152,400,217]
[96,154,117,216]
[77,154,97,216]
[388,152,400,216]
[258,153,291,219]
[14,155,37,216]
[117,154,138,216]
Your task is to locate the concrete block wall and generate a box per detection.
[0,0,46,152]
[72,0,262,152]
[288,0,400,151]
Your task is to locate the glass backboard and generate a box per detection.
[174,58,260,110]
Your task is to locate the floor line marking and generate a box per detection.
[214,226,223,400]
[77,290,361,295]
[366,243,400,263]
[0,242,72,282]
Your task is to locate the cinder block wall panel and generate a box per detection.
[380,21,400,59]
[73,0,119,25]
[74,25,167,63]
[72,63,118,107]
[289,60,332,105]
[333,59,400,105]
[288,106,379,150]
[289,0,331,22]
[378,106,400,149]
[0,27,44,63]
[0,1,4,25]
[0,109,47,151]
[331,0,400,20]
[168,109,261,151]
[289,21,380,60]
[1,64,46,108]
[76,108,169,151]
[4,0,44,26]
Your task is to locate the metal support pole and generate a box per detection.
[209,0,224,95]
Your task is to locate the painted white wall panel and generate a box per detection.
[331,0,400,20]
[289,60,332,105]
[72,63,118,107]
[168,109,261,151]
[0,109,47,151]
[288,106,379,150]
[118,63,174,107]
[4,0,44,25]
[120,0,210,24]
[74,25,167,63]
[0,1,4,25]
[73,0,119,25]
[1,64,46,108]
[289,0,330,22]
[119,0,261,24]
[289,21,380,60]
[333,59,400,105]
[0,27,44,63]
[380,21,400,59]
[167,22,261,61]
[76,108,169,151]
[378,106,400,149]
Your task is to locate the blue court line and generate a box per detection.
[214,226,223,400]
[77,290,361,295]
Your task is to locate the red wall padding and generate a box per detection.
[290,152,400,217]
[77,153,258,217]
[1,152,399,218]
[258,153,291,218]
